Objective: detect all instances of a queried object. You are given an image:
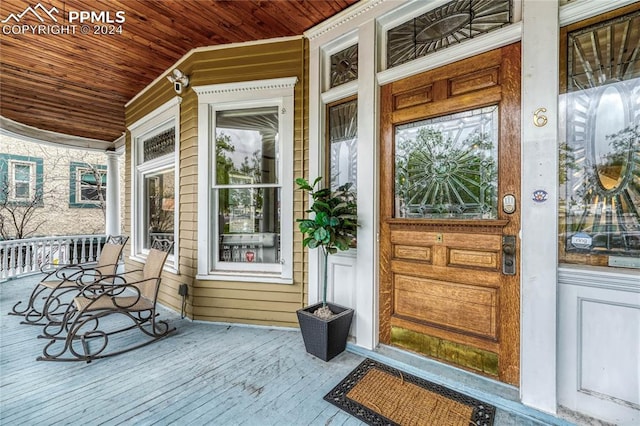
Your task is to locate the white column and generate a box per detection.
[520,0,559,414]
[105,150,122,237]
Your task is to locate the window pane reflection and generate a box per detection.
[560,10,640,259]
[217,187,280,264]
[215,107,278,185]
[144,169,175,253]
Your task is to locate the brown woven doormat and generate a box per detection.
[324,358,495,426]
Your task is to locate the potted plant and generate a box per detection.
[295,177,358,361]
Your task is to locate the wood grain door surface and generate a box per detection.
[379,44,521,385]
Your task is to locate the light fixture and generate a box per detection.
[167,69,190,94]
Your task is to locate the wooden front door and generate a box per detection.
[379,44,521,385]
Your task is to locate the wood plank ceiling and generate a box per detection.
[0,0,358,142]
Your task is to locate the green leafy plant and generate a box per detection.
[296,177,358,310]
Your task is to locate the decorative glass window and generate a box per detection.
[129,98,180,270]
[330,44,358,88]
[386,0,512,68]
[327,98,358,192]
[143,127,175,162]
[394,106,499,219]
[194,77,295,282]
[560,10,640,260]
[0,154,43,205]
[69,162,107,207]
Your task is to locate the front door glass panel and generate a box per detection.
[394,105,499,219]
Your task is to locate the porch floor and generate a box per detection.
[2,275,560,425]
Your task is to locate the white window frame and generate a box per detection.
[194,77,296,284]
[9,160,36,201]
[128,97,181,273]
[76,166,107,203]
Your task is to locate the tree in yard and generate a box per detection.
[0,137,108,240]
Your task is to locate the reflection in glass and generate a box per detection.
[561,10,640,258]
[217,188,280,264]
[78,168,107,202]
[394,106,498,219]
[328,99,357,192]
[144,169,175,253]
[215,107,278,185]
[593,86,626,190]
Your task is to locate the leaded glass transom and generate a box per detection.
[560,10,640,258]
[330,44,358,88]
[387,0,512,68]
[143,128,175,162]
[394,106,498,219]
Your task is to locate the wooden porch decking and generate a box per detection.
[1,275,557,425]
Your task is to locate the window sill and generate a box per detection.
[196,272,293,285]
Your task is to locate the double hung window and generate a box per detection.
[12,162,34,200]
[69,162,107,207]
[0,154,43,205]
[195,78,296,282]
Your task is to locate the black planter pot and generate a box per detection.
[296,302,354,362]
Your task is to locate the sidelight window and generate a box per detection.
[559,10,640,261]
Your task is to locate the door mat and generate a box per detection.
[324,358,495,426]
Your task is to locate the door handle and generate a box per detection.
[502,235,516,275]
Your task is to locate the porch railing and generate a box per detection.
[0,234,107,281]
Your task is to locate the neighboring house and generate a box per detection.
[0,135,122,239]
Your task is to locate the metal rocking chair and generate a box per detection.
[9,235,128,325]
[38,239,175,362]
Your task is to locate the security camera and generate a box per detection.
[167,69,189,95]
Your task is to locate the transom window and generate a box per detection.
[330,44,358,88]
[386,0,512,68]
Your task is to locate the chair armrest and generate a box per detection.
[79,277,161,308]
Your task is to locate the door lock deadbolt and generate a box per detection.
[502,194,516,214]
